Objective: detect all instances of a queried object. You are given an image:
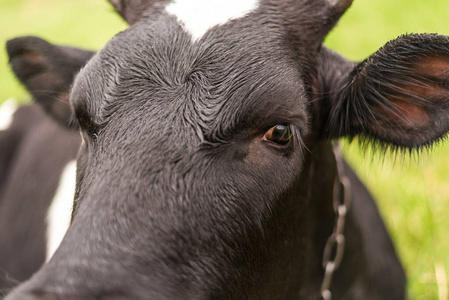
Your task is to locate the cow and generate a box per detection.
[0,37,94,293]
[5,0,449,299]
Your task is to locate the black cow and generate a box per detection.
[0,37,94,292]
[5,0,449,299]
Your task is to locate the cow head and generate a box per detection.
[6,0,449,299]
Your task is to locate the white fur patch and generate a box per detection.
[165,0,260,40]
[0,98,18,131]
[46,160,77,261]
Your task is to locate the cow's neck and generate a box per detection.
[300,141,343,297]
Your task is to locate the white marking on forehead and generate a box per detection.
[165,0,260,41]
[46,160,77,262]
[0,98,18,131]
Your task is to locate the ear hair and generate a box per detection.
[321,34,449,151]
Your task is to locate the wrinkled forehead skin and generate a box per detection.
[52,3,315,300]
[72,6,311,137]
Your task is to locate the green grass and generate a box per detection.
[1,0,449,299]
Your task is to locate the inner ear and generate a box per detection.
[382,54,449,127]
[18,49,50,66]
[358,53,449,145]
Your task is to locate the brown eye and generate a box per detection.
[263,125,293,145]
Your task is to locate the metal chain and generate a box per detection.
[319,144,352,300]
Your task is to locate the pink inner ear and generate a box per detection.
[33,72,65,87]
[390,99,429,127]
[415,55,449,77]
[22,50,49,66]
[386,54,449,128]
[385,82,434,128]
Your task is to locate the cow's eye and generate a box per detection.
[263,125,292,145]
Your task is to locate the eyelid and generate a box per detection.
[74,103,100,139]
[262,124,293,145]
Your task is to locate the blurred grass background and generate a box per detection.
[0,0,448,299]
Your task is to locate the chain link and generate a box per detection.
[319,145,352,300]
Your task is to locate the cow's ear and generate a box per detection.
[108,0,158,25]
[322,34,449,149]
[6,36,95,129]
